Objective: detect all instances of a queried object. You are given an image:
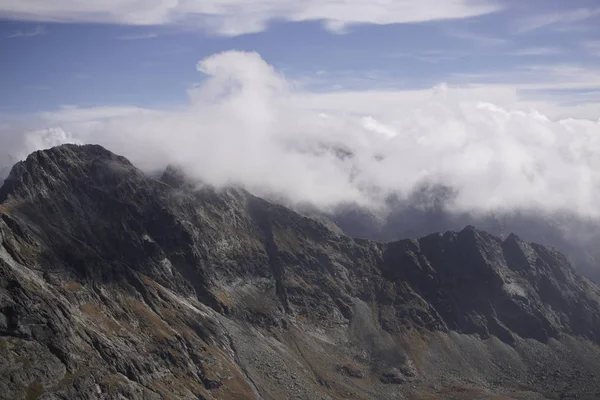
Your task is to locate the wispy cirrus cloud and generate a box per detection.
[386,49,464,64]
[0,0,503,36]
[510,47,564,56]
[514,8,600,34]
[117,32,159,40]
[446,28,506,46]
[583,41,600,57]
[7,24,46,38]
[453,63,600,93]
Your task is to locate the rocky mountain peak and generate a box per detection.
[0,144,138,203]
[160,164,188,189]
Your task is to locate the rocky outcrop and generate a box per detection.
[2,144,600,399]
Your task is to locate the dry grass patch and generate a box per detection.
[399,330,433,369]
[274,227,302,254]
[79,303,122,335]
[201,348,257,400]
[64,280,84,292]
[0,199,21,215]
[213,289,235,308]
[149,374,211,400]
[408,384,489,400]
[26,382,45,400]
[129,299,173,340]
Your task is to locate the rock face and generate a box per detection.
[1,144,600,400]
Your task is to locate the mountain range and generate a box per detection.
[2,144,600,399]
[328,199,600,283]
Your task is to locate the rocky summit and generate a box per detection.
[2,144,600,400]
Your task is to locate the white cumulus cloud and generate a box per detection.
[3,51,600,221]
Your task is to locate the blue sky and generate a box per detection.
[1,0,599,113]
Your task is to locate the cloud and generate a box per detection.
[117,33,159,40]
[0,122,80,174]
[3,51,600,221]
[515,8,600,33]
[386,49,464,64]
[446,29,506,46]
[584,41,600,57]
[0,0,502,36]
[453,64,600,95]
[23,127,82,153]
[7,24,47,38]
[509,47,564,56]
[40,105,148,124]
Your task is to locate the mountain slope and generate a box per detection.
[2,144,600,400]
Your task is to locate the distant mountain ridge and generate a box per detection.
[328,193,600,283]
[2,144,600,399]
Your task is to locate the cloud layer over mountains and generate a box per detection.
[2,51,600,221]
